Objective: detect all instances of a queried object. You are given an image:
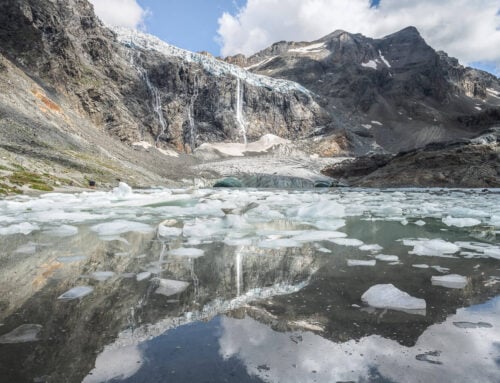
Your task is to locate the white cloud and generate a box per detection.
[88,0,148,29]
[217,0,500,73]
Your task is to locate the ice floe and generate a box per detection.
[154,279,190,297]
[442,216,481,227]
[0,324,42,344]
[168,248,205,258]
[375,254,399,262]
[348,259,376,267]
[361,284,426,312]
[431,274,468,289]
[404,238,460,257]
[58,286,94,300]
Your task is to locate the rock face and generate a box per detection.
[0,0,499,188]
[322,128,500,188]
[233,27,500,153]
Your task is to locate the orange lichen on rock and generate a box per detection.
[32,88,62,114]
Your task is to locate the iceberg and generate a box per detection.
[361,284,426,312]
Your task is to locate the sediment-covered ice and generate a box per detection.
[58,286,94,300]
[431,274,468,289]
[361,284,426,311]
[0,324,42,344]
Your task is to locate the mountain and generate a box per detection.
[0,0,498,192]
[228,27,500,153]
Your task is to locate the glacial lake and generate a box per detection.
[0,185,499,383]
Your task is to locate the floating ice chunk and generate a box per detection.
[405,238,459,257]
[258,239,301,249]
[293,230,347,242]
[431,266,450,273]
[347,259,376,266]
[375,254,399,262]
[91,271,116,281]
[168,247,205,258]
[112,182,132,197]
[315,247,332,253]
[361,284,426,312]
[14,242,37,254]
[412,264,429,269]
[224,238,253,246]
[0,222,39,236]
[414,220,426,226]
[483,247,500,260]
[359,244,383,252]
[292,201,345,219]
[136,272,152,281]
[490,215,500,227]
[453,321,493,329]
[57,255,86,263]
[431,274,468,289]
[0,324,42,344]
[154,279,190,297]
[157,224,182,237]
[91,220,153,236]
[379,206,403,216]
[58,286,94,300]
[329,238,364,247]
[44,225,78,237]
[442,216,481,228]
[312,219,346,231]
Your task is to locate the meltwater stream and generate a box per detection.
[0,185,499,383]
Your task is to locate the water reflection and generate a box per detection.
[0,188,499,382]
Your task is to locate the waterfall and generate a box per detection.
[187,80,198,151]
[129,51,167,146]
[235,77,247,145]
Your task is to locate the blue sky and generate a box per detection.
[138,0,245,55]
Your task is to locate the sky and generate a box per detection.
[88,0,500,76]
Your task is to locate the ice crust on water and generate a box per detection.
[404,239,460,257]
[431,274,468,289]
[442,216,481,227]
[361,284,426,311]
[58,286,94,300]
[348,259,376,266]
[168,248,205,258]
[0,324,42,344]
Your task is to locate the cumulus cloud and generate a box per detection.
[88,0,148,29]
[217,0,500,73]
